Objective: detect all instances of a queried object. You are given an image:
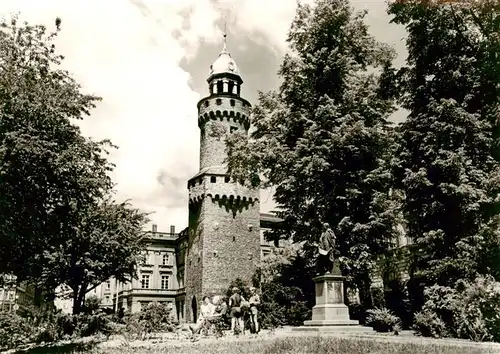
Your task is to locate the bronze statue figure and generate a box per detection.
[316,222,337,275]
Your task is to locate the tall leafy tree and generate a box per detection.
[45,199,148,314]
[0,16,112,282]
[0,16,149,308]
[389,0,500,293]
[226,0,399,307]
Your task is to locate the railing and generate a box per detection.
[145,232,178,241]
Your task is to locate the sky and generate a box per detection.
[0,0,408,233]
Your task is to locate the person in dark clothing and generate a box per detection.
[229,287,246,334]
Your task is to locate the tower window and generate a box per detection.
[210,176,216,183]
[204,100,209,107]
[217,81,223,93]
[216,98,222,105]
[237,85,241,95]
[230,99,235,107]
[228,82,234,95]
[224,176,230,183]
[230,126,238,133]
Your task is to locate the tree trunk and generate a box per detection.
[72,286,87,315]
[72,288,80,314]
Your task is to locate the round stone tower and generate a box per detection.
[185,36,261,322]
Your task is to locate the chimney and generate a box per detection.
[170,225,175,235]
[152,224,157,233]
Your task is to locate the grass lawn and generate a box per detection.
[58,335,498,354]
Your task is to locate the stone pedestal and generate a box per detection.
[292,273,371,332]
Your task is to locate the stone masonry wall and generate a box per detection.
[198,95,251,171]
[201,196,261,296]
[185,203,204,322]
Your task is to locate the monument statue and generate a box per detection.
[316,222,337,275]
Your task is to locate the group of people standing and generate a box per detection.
[189,286,261,338]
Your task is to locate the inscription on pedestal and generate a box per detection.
[327,282,343,304]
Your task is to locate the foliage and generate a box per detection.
[84,295,102,314]
[366,308,402,333]
[251,244,312,329]
[0,16,149,314]
[384,279,413,329]
[371,286,386,308]
[124,302,175,340]
[74,311,118,338]
[414,310,450,339]
[388,0,500,294]
[0,312,34,351]
[0,16,111,283]
[413,276,500,342]
[49,198,149,314]
[226,0,400,309]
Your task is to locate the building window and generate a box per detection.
[228,82,234,95]
[217,81,223,94]
[216,98,222,105]
[105,295,110,302]
[210,176,216,183]
[161,275,170,290]
[106,280,111,289]
[141,274,150,289]
[224,176,230,183]
[230,99,235,107]
[230,126,238,133]
[162,254,170,266]
[204,100,209,107]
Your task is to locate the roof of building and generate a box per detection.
[260,212,284,224]
[208,34,241,80]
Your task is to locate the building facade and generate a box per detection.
[0,274,53,314]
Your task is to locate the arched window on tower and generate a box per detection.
[217,80,223,94]
[228,81,234,95]
[236,84,241,96]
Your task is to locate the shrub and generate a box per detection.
[384,279,413,329]
[348,303,367,324]
[83,295,102,314]
[258,281,310,329]
[75,311,117,338]
[371,286,386,308]
[413,276,500,342]
[0,312,34,351]
[366,308,402,333]
[123,302,175,340]
[414,310,450,338]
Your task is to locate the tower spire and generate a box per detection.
[222,21,228,52]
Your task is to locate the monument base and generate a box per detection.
[292,325,373,333]
[295,273,370,333]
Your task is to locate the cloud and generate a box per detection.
[0,0,407,233]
